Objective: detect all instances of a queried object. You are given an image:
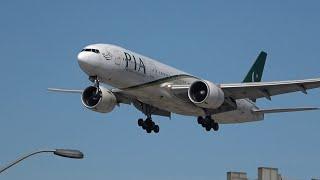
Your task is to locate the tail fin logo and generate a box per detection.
[251,71,260,82]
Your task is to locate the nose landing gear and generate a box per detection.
[197,116,219,132]
[89,76,100,88]
[138,117,160,133]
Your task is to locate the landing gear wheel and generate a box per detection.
[146,128,152,133]
[142,123,147,130]
[197,116,204,125]
[213,123,219,131]
[153,125,160,133]
[197,116,220,132]
[138,119,144,127]
[138,116,160,134]
[144,119,154,129]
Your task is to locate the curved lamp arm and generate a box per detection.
[0,149,83,174]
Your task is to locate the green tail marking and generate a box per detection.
[242,51,267,83]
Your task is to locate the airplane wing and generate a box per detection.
[48,87,171,117]
[252,107,319,114]
[47,88,83,93]
[220,78,320,100]
[47,87,132,104]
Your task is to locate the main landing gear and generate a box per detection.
[138,117,160,133]
[197,116,219,132]
[136,102,160,134]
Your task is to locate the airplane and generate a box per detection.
[48,43,320,134]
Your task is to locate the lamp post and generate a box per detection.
[0,149,84,174]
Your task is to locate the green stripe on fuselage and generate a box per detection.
[120,74,198,91]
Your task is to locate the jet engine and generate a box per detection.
[81,86,117,113]
[188,80,225,109]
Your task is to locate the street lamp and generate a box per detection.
[0,149,84,174]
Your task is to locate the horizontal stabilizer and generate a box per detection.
[252,107,319,114]
[47,88,83,94]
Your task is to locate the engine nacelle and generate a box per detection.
[81,86,117,113]
[188,80,225,109]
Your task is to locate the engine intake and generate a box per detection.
[188,80,224,109]
[81,86,117,113]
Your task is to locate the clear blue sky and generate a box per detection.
[0,0,319,179]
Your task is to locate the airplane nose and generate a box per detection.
[77,52,95,75]
[77,52,89,65]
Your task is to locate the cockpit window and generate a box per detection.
[81,48,100,54]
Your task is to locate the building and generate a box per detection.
[258,167,282,180]
[227,167,282,180]
[227,172,248,180]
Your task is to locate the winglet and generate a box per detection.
[242,51,267,83]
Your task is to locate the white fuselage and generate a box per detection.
[77,44,264,124]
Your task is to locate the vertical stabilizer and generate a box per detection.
[242,51,267,83]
